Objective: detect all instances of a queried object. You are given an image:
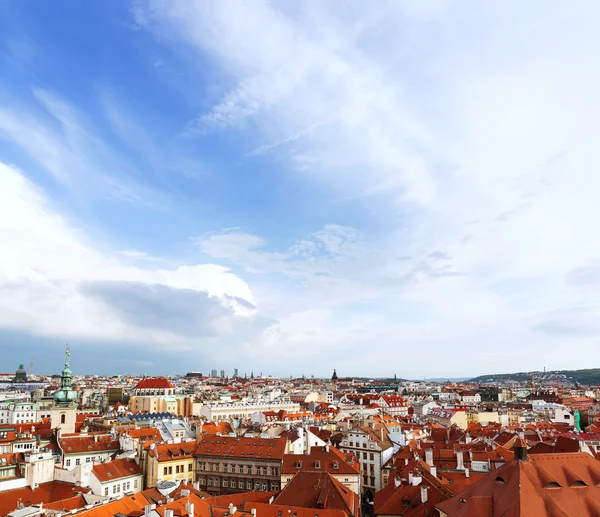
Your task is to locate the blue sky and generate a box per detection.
[1,1,600,377]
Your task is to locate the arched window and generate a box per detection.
[61,414,66,424]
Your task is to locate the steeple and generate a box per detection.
[53,345,77,408]
[332,368,338,382]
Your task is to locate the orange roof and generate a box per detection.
[148,441,196,461]
[92,458,142,482]
[436,452,600,516]
[73,492,149,517]
[60,435,119,454]
[282,446,359,476]
[135,377,174,389]
[275,471,359,516]
[195,436,287,460]
[245,502,347,517]
[0,481,90,516]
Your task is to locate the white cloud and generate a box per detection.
[0,162,256,346]
[135,1,600,375]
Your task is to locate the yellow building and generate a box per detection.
[145,441,196,488]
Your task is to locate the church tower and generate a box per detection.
[331,368,338,384]
[50,346,77,434]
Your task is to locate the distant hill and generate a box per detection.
[470,368,600,385]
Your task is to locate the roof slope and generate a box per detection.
[436,452,600,517]
[195,436,287,460]
[275,471,359,516]
[91,458,142,482]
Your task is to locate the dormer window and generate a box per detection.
[332,462,339,469]
[315,461,321,468]
[296,461,302,468]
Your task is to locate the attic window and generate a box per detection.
[296,461,302,468]
[315,461,321,468]
[545,482,561,489]
[571,480,587,487]
[495,476,505,484]
[332,462,339,469]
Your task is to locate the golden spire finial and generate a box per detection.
[66,344,70,356]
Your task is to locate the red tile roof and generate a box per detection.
[195,436,287,460]
[0,481,90,516]
[436,452,600,517]
[245,502,348,517]
[274,471,359,516]
[282,446,359,476]
[147,441,196,461]
[135,377,174,389]
[92,458,142,482]
[60,434,120,454]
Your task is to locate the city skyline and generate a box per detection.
[2,2,600,376]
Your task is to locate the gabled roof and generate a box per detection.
[91,458,142,482]
[148,441,196,461]
[60,435,119,454]
[195,436,287,460]
[282,446,359,475]
[275,471,359,516]
[436,452,600,517]
[135,377,174,389]
[0,481,90,516]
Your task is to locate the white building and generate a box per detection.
[199,400,300,421]
[88,458,143,497]
[0,402,37,425]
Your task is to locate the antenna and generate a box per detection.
[30,359,34,377]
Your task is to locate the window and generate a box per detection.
[113,485,117,494]
[272,484,279,491]
[362,452,367,460]
[370,476,375,486]
[247,481,252,489]
[86,457,91,463]
[76,458,80,466]
[239,480,244,489]
[168,466,173,474]
[164,467,168,475]
[61,414,66,424]
[66,459,71,467]
[134,479,138,488]
[247,466,252,474]
[223,479,228,487]
[104,487,109,496]
[370,453,374,461]
[239,465,244,473]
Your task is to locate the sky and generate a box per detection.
[1,1,600,378]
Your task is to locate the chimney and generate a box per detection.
[325,444,329,452]
[430,466,437,477]
[394,476,401,488]
[420,486,428,504]
[144,505,152,517]
[404,458,409,466]
[513,437,529,462]
[456,450,464,470]
[186,501,194,516]
[425,449,433,467]
[251,510,257,517]
[465,468,470,479]
[164,510,174,517]
[193,481,200,490]
[408,472,413,484]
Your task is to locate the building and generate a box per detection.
[195,436,286,494]
[58,433,120,471]
[211,369,218,378]
[199,400,301,421]
[88,458,143,497]
[274,471,360,517]
[145,441,196,488]
[436,440,600,516]
[339,423,394,499]
[234,368,239,378]
[427,408,468,430]
[128,377,186,415]
[50,348,77,434]
[281,445,361,494]
[12,364,28,383]
[0,402,37,425]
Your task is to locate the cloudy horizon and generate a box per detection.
[1,1,600,378]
